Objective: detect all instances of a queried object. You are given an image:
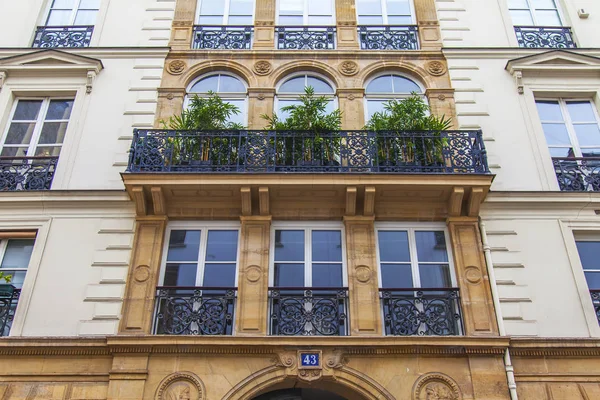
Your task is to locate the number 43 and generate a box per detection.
[303,354,318,365]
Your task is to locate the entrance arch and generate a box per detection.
[252,388,348,400]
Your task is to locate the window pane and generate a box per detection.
[585,272,600,289]
[274,230,304,261]
[34,146,61,157]
[576,241,600,270]
[393,76,421,93]
[308,0,333,15]
[228,15,253,24]
[190,76,219,93]
[532,0,557,8]
[581,148,600,157]
[13,100,42,121]
[47,10,72,25]
[567,102,597,123]
[200,0,226,16]
[307,15,333,24]
[312,263,342,287]
[1,240,35,269]
[164,263,197,286]
[507,0,529,8]
[1,270,27,289]
[366,100,387,119]
[541,123,571,145]
[358,15,384,24]
[535,10,561,25]
[510,10,534,25]
[198,15,224,24]
[548,147,574,157]
[387,15,413,24]
[306,77,334,93]
[219,75,246,93]
[166,230,201,262]
[0,147,26,157]
[51,0,75,8]
[230,0,254,15]
[367,76,394,93]
[415,231,449,262]
[387,0,411,15]
[278,15,303,24]
[312,230,342,262]
[380,263,412,288]
[226,99,246,125]
[280,0,303,14]
[274,263,305,286]
[203,263,236,287]
[205,230,238,262]
[79,0,100,8]
[38,122,69,144]
[5,123,36,145]
[536,101,563,121]
[378,231,410,262]
[357,0,382,16]
[279,77,306,93]
[46,100,74,120]
[418,264,451,288]
[74,10,98,25]
[277,99,302,119]
[574,124,600,147]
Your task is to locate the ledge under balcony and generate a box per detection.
[121,129,493,220]
[32,26,94,48]
[514,26,576,49]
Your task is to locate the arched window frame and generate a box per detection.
[274,72,338,119]
[363,73,426,122]
[355,0,416,25]
[185,72,249,126]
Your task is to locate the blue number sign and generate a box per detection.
[300,352,320,367]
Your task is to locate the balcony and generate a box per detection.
[0,285,20,337]
[276,27,336,50]
[0,156,58,191]
[32,26,94,48]
[514,26,576,49]
[592,290,600,326]
[268,287,348,336]
[153,287,236,335]
[192,26,253,50]
[358,26,419,50]
[380,288,463,336]
[553,158,600,192]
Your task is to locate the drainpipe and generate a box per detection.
[479,219,518,400]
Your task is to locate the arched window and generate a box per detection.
[364,74,423,120]
[186,73,247,126]
[276,74,336,118]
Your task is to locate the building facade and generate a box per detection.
[0,0,598,399]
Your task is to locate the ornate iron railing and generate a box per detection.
[126,130,489,174]
[0,285,20,337]
[32,26,94,48]
[591,290,600,326]
[552,158,600,192]
[153,287,236,335]
[268,287,348,336]
[358,26,419,50]
[192,26,253,49]
[380,288,463,336]
[514,26,576,48]
[276,26,336,50]
[0,156,58,191]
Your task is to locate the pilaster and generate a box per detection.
[107,354,149,400]
[337,88,365,130]
[170,0,196,50]
[413,0,442,51]
[336,0,359,50]
[248,88,276,129]
[254,0,276,49]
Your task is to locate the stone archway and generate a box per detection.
[252,388,349,400]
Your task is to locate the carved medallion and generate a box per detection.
[413,373,461,400]
[134,265,151,283]
[156,372,204,400]
[339,61,359,76]
[246,265,261,283]
[254,60,272,76]
[426,61,446,77]
[355,265,372,283]
[465,266,482,284]
[167,60,186,75]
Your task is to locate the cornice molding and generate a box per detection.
[443,48,600,60]
[0,48,170,59]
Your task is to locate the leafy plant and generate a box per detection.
[0,271,12,284]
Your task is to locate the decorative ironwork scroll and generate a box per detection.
[591,290,600,326]
[0,157,58,191]
[358,26,419,50]
[0,286,20,337]
[276,27,335,50]
[192,26,252,49]
[553,158,600,192]
[514,26,576,48]
[32,26,94,48]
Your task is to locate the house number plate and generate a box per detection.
[300,352,320,367]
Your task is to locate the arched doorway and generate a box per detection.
[252,388,348,400]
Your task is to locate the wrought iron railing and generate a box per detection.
[269,287,348,336]
[126,130,489,174]
[32,26,94,48]
[552,158,600,192]
[591,290,600,326]
[153,287,236,335]
[192,26,253,49]
[358,26,419,50]
[380,288,463,336]
[514,26,576,48]
[0,285,20,337]
[276,26,336,50]
[0,156,58,191]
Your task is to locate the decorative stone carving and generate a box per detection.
[426,61,446,76]
[133,265,151,283]
[298,369,322,382]
[325,350,347,369]
[167,60,186,75]
[167,93,174,100]
[272,352,296,368]
[156,372,204,400]
[514,71,524,94]
[246,265,261,283]
[465,266,483,284]
[339,61,359,76]
[437,94,446,101]
[253,60,272,76]
[413,373,461,400]
[355,265,372,283]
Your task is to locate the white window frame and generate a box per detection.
[159,222,241,288]
[195,0,255,25]
[0,239,34,289]
[364,73,425,122]
[573,233,600,290]
[508,0,565,27]
[276,0,336,26]
[269,222,348,288]
[44,0,101,26]
[0,97,74,158]
[275,72,338,118]
[355,0,416,25]
[374,222,457,289]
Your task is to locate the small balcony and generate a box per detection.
[553,157,600,192]
[32,26,94,48]
[276,26,336,50]
[591,290,600,326]
[380,288,463,336]
[358,26,419,50]
[514,26,576,49]
[153,287,236,335]
[268,287,349,336]
[0,285,20,337]
[0,156,58,191]
[192,26,253,50]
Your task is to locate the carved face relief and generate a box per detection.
[156,372,204,400]
[413,373,461,400]
[167,383,191,400]
[425,383,456,400]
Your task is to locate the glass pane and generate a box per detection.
[79,0,100,9]
[274,263,305,287]
[357,0,382,16]
[507,0,529,8]
[74,10,97,25]
[312,263,342,287]
[1,240,35,269]
[585,272,600,289]
[164,263,197,286]
[387,0,411,16]
[418,264,451,288]
[200,0,226,16]
[576,241,600,270]
[13,100,42,121]
[308,0,333,15]
[532,0,557,8]
[567,102,597,123]
[219,75,246,93]
[510,10,534,25]
[393,76,421,93]
[226,99,246,125]
[306,15,333,24]
[189,76,219,93]
[1,270,26,289]
[378,231,410,262]
[279,0,303,14]
[581,148,600,157]
[0,147,26,157]
[415,231,449,262]
[166,230,201,262]
[358,15,384,24]
[205,230,238,262]
[536,10,561,25]
[542,123,571,145]
[279,77,306,93]
[536,100,562,121]
[38,122,69,144]
[34,146,61,157]
[51,0,75,8]
[5,123,36,145]
[367,76,394,93]
[47,10,72,25]
[574,124,600,147]
[228,15,253,24]
[278,15,304,24]
[312,230,342,262]
[229,0,254,15]
[387,15,413,24]
[380,263,412,288]
[46,100,74,120]
[366,100,387,119]
[277,99,302,119]
[548,147,574,157]
[306,77,334,93]
[203,263,236,287]
[198,15,224,24]
[274,230,305,261]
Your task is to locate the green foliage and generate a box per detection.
[161,92,244,130]
[0,271,11,284]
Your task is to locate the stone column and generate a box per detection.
[155,89,186,128]
[447,218,499,336]
[413,0,442,51]
[344,216,382,336]
[236,216,272,335]
[119,217,168,334]
[254,0,276,49]
[107,354,149,400]
[337,88,365,130]
[248,88,275,129]
[170,0,197,50]
[336,0,359,49]
[426,88,457,129]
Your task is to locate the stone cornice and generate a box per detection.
[484,191,600,206]
[167,50,446,60]
[443,48,600,59]
[0,47,170,59]
[510,337,600,357]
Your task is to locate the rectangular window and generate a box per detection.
[508,0,562,26]
[356,0,414,25]
[278,0,335,25]
[0,239,35,289]
[575,240,600,290]
[197,0,254,25]
[46,0,100,26]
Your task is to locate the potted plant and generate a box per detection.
[0,271,14,297]
[262,87,342,168]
